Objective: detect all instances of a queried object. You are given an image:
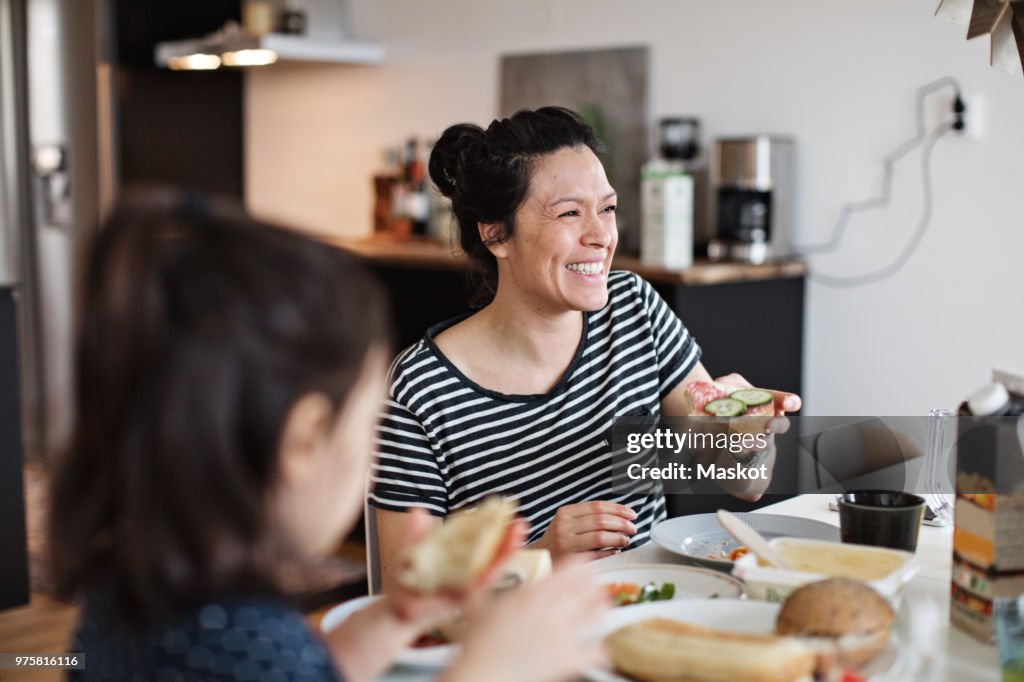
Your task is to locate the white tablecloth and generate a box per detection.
[375,494,1000,681]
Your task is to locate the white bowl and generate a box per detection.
[731,537,918,604]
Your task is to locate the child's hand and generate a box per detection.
[442,559,609,682]
[326,509,526,682]
[388,507,527,629]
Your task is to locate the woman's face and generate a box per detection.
[491,145,618,314]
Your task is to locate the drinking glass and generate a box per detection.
[996,597,1024,682]
[923,408,956,526]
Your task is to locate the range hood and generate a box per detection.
[155,29,383,69]
[154,0,383,70]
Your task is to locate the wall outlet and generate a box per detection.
[926,90,983,140]
[950,93,985,140]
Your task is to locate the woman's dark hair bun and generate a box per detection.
[427,107,602,307]
[428,123,485,199]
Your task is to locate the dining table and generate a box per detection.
[354,493,1001,682]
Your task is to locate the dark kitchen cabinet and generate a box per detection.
[114,0,244,197]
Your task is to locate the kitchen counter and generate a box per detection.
[327,237,808,286]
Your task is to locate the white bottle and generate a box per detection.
[641,158,694,270]
[640,118,700,270]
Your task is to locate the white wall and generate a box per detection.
[246,0,1024,416]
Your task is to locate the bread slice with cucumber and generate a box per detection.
[684,381,775,417]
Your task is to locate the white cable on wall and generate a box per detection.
[801,76,963,288]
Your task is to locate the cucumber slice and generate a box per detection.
[729,389,773,407]
[703,398,746,417]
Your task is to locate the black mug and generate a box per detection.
[838,490,926,552]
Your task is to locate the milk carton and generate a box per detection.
[951,369,1024,641]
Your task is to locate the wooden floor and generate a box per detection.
[2,466,76,681]
[0,593,78,682]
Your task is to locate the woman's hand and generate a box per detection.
[693,434,778,501]
[664,363,801,420]
[696,372,799,502]
[441,560,609,682]
[530,501,637,563]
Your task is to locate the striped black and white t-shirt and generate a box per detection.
[369,271,702,548]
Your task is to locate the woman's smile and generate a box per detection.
[564,260,605,277]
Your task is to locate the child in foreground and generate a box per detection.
[48,190,607,682]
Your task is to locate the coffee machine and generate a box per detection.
[709,136,794,264]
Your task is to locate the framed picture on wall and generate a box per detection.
[500,46,649,254]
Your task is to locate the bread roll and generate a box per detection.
[399,497,516,592]
[604,617,815,682]
[775,578,894,669]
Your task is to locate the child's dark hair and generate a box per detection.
[428,106,602,306]
[48,188,389,623]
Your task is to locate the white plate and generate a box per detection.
[651,513,840,570]
[584,599,780,682]
[318,568,741,672]
[594,563,745,601]
[320,595,459,669]
[583,598,910,682]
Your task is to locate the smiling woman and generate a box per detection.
[369,107,801,593]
